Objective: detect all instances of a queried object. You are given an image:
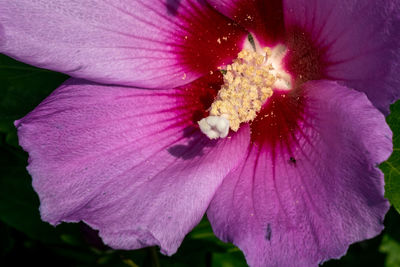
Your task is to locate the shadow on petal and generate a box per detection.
[167,126,217,160]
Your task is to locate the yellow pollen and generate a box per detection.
[209,48,275,131]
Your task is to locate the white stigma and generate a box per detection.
[198,42,292,140]
[198,116,229,139]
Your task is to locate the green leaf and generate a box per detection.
[212,251,247,267]
[381,101,400,214]
[380,235,400,267]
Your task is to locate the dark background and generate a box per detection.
[1,54,400,267]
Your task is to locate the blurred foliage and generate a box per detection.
[380,235,400,267]
[1,53,400,267]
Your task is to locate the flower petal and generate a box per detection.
[207,81,392,266]
[207,0,285,45]
[1,0,247,88]
[16,78,250,254]
[284,0,400,114]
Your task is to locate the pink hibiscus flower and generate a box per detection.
[1,0,399,266]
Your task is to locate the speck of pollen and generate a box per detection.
[198,45,292,139]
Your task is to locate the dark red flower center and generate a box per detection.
[179,4,327,151]
[251,27,326,149]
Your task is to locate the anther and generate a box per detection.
[198,44,292,139]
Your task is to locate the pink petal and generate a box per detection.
[207,0,285,45]
[284,0,400,114]
[16,77,250,254]
[1,0,247,88]
[207,81,392,266]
